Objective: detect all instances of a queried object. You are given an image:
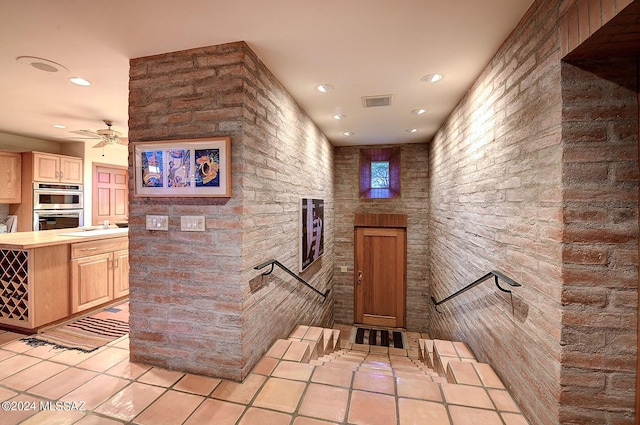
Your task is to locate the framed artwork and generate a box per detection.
[300,198,324,272]
[133,137,231,197]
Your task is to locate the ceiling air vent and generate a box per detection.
[362,95,393,108]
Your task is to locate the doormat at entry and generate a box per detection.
[21,316,129,353]
[351,327,405,349]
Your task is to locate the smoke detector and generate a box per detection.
[362,95,393,108]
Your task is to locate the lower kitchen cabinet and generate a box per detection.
[71,237,129,313]
[0,245,70,329]
[113,249,130,299]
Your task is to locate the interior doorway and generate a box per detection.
[354,214,407,328]
[92,163,128,226]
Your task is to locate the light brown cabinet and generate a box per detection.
[31,152,83,184]
[113,249,130,298]
[70,237,128,313]
[0,244,69,329]
[0,151,21,203]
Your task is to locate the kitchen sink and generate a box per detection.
[60,228,129,237]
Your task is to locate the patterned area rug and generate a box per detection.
[21,316,129,352]
[351,327,406,349]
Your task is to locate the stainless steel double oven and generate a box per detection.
[32,182,84,230]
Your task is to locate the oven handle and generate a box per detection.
[34,209,84,216]
[34,189,84,196]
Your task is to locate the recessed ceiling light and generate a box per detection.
[343,131,354,136]
[332,114,346,120]
[52,124,67,129]
[315,84,334,93]
[69,77,91,86]
[421,73,443,83]
[406,128,418,133]
[411,108,427,115]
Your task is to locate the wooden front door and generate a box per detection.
[92,164,128,225]
[636,58,639,425]
[355,227,406,328]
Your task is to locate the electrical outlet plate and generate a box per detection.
[180,215,205,232]
[145,215,168,231]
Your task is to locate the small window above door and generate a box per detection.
[359,148,400,199]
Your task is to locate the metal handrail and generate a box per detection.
[431,270,521,313]
[254,259,330,302]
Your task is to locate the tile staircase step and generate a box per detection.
[434,339,458,357]
[288,325,308,339]
[472,362,506,389]
[303,326,324,342]
[282,340,311,363]
[453,341,476,359]
[446,360,483,386]
[418,339,434,368]
[266,339,292,360]
[432,339,477,376]
[302,326,324,359]
[322,329,334,355]
[332,329,341,350]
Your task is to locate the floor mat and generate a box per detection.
[21,316,129,353]
[351,327,405,349]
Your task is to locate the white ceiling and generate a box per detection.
[0,0,533,147]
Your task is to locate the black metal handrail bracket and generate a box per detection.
[254,259,330,302]
[431,270,521,313]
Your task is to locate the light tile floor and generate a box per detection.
[0,305,530,425]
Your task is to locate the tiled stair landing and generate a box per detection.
[256,323,530,425]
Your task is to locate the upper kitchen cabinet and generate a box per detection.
[0,151,21,203]
[29,152,83,184]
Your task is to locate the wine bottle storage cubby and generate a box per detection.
[0,249,29,322]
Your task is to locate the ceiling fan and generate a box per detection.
[69,120,128,148]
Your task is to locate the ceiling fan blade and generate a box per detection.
[70,129,102,139]
[117,137,128,145]
[93,140,109,148]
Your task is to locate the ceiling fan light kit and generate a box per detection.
[64,119,128,148]
[92,120,128,148]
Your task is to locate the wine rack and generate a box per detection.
[0,249,30,323]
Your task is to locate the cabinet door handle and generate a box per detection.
[60,171,64,178]
[114,258,119,269]
[81,247,98,251]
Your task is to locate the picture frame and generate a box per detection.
[300,198,324,272]
[133,137,231,197]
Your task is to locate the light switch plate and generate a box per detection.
[180,215,205,232]
[146,215,168,231]
[340,266,348,272]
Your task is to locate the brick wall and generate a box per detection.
[238,46,334,378]
[560,0,635,57]
[333,143,429,331]
[428,0,639,424]
[128,41,334,381]
[560,57,638,424]
[428,1,565,424]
